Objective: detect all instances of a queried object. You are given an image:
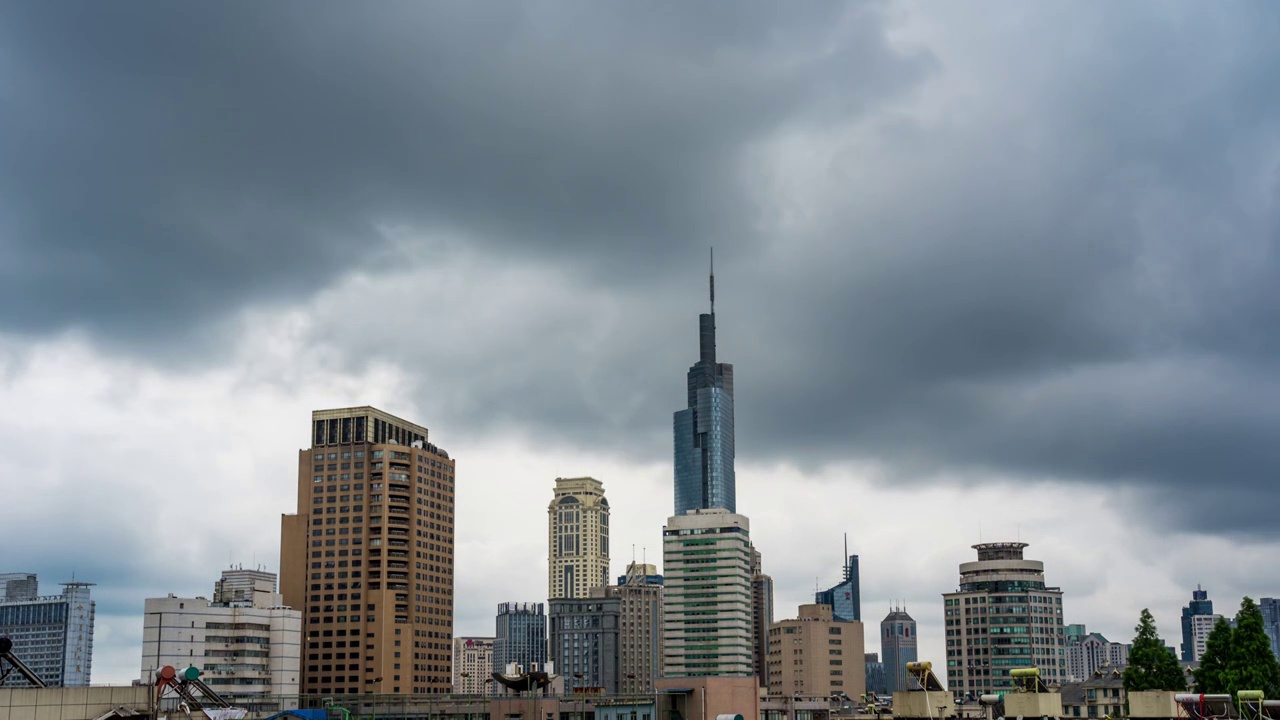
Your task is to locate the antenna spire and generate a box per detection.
[709,247,715,314]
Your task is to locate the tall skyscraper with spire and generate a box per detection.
[674,251,736,515]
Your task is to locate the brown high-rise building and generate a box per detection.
[280,407,456,696]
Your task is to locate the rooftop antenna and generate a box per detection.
[709,247,715,315]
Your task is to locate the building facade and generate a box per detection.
[750,548,774,689]
[548,477,611,600]
[1189,613,1223,662]
[140,569,301,702]
[280,406,457,695]
[942,542,1066,693]
[864,653,887,697]
[1180,586,1214,663]
[766,604,866,700]
[880,608,917,694]
[452,637,495,694]
[662,509,753,677]
[673,266,736,516]
[0,574,38,603]
[549,595,621,694]
[494,602,547,674]
[604,564,664,695]
[1065,632,1130,682]
[1260,598,1280,662]
[0,579,94,687]
[816,554,861,623]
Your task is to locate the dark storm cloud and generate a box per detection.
[4,0,1280,536]
[0,1,924,341]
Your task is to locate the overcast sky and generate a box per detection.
[2,1,1279,685]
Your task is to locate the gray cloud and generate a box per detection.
[5,2,1275,528]
[0,1,925,342]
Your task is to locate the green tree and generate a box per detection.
[1225,597,1280,698]
[1124,608,1188,692]
[1193,617,1232,693]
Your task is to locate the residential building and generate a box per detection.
[751,547,774,689]
[864,653,887,697]
[279,406,457,695]
[673,261,735,516]
[602,564,664,695]
[548,477,611,600]
[0,574,38,602]
[494,602,547,674]
[662,509,753,677]
[942,542,1067,693]
[1060,670,1126,719]
[452,637,494,694]
[549,595,621,694]
[1260,598,1280,661]
[1189,613,1223,662]
[0,578,94,687]
[766,604,866,700]
[1180,586,1214,663]
[1065,632,1130,682]
[140,569,301,704]
[815,537,861,622]
[881,607,917,694]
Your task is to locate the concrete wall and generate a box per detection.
[0,686,150,720]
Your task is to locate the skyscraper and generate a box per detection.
[279,406,456,696]
[942,542,1066,693]
[674,256,735,515]
[1260,598,1280,661]
[548,477,611,600]
[750,547,774,688]
[816,536,861,622]
[0,578,95,687]
[1181,586,1214,662]
[662,508,753,677]
[493,602,547,674]
[880,607,917,695]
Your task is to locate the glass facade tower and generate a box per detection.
[674,262,736,515]
[1180,586,1214,663]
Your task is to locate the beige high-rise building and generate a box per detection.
[766,604,865,699]
[662,508,753,678]
[451,637,494,694]
[943,542,1066,694]
[548,477,610,600]
[602,562,664,694]
[280,406,456,696]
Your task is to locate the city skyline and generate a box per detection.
[2,1,1279,690]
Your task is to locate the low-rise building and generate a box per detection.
[1060,669,1126,718]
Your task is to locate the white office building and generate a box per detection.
[662,508,753,677]
[0,577,95,687]
[141,568,301,703]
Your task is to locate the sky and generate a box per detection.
[1,1,1279,685]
